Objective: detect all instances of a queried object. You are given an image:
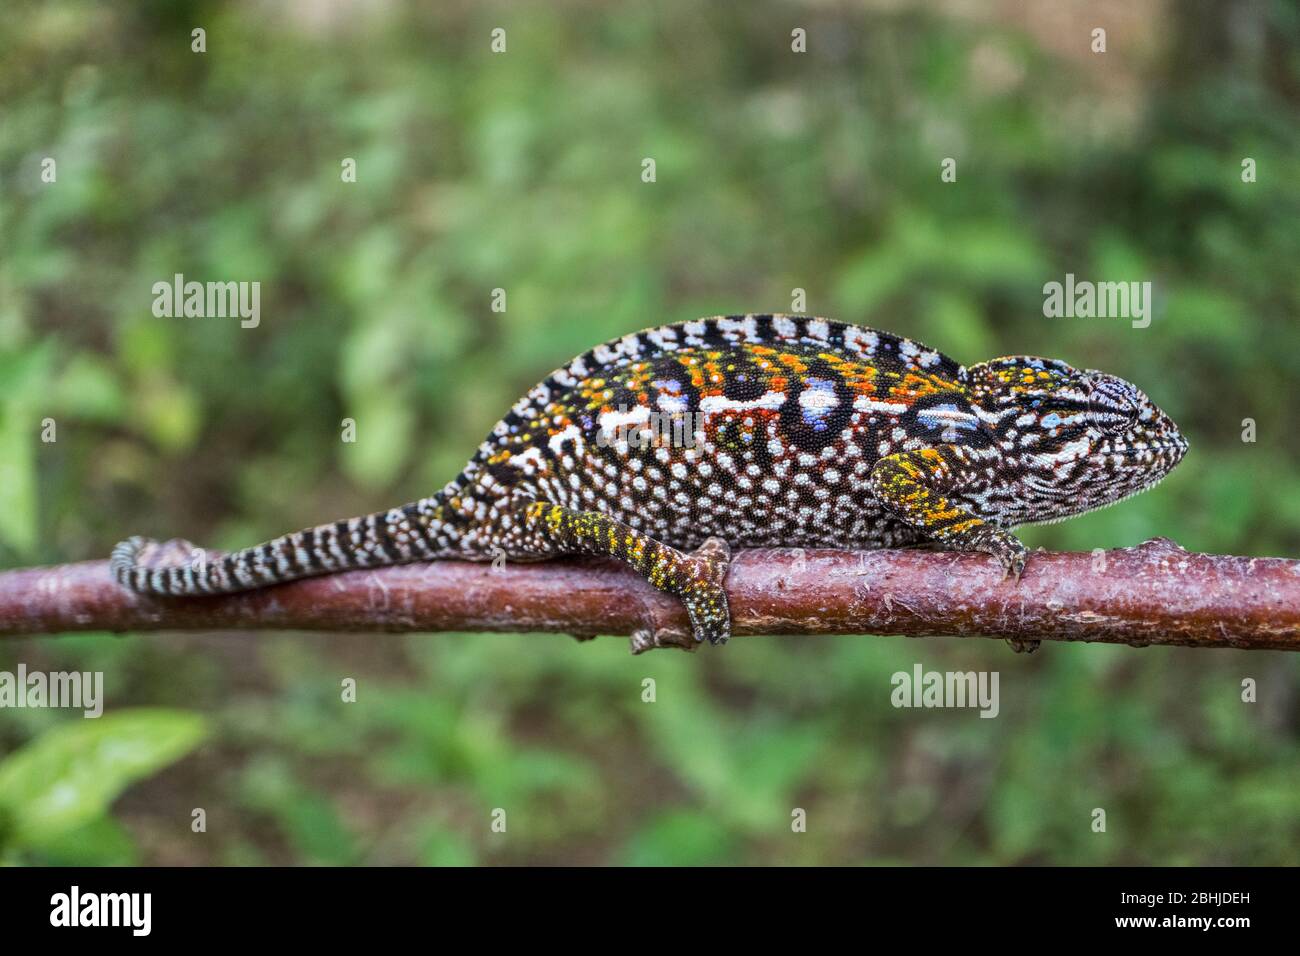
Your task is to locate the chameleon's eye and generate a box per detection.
[1085,374,1139,435]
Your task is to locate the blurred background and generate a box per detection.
[0,0,1297,865]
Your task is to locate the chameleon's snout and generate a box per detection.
[1117,391,1188,483]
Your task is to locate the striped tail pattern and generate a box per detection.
[111,495,459,596]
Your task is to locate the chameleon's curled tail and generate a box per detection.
[111,497,459,596]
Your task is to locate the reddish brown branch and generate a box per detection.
[0,538,1296,652]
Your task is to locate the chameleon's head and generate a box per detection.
[963,356,1188,524]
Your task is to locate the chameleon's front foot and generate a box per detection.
[968,526,1028,581]
[678,537,732,645]
[870,448,1028,581]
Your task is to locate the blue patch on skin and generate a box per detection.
[799,377,839,432]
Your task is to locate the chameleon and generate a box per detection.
[111,314,1188,648]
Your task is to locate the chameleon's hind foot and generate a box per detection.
[1005,638,1041,654]
[679,537,732,645]
[519,502,735,648]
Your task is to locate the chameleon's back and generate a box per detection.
[455,314,974,553]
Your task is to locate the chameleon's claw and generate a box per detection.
[1005,637,1041,654]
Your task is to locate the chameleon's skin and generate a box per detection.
[112,314,1188,647]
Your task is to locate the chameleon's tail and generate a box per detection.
[111,496,461,596]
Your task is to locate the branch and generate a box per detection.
[0,538,1296,652]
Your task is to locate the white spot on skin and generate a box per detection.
[548,423,583,456]
[598,405,650,433]
[657,393,688,414]
[843,326,879,355]
[1034,436,1091,465]
[699,391,786,415]
[509,447,545,474]
[854,396,908,415]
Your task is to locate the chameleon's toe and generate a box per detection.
[1005,637,1041,654]
[680,537,732,645]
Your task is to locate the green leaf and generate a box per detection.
[24,815,139,866]
[0,709,208,848]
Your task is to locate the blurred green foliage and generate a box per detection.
[0,0,1297,864]
[0,708,207,864]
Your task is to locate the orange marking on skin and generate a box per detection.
[817,352,879,395]
[776,352,808,374]
[888,372,952,404]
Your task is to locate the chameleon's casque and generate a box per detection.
[113,315,1188,646]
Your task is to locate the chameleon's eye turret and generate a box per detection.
[1084,373,1140,436]
[1081,369,1188,466]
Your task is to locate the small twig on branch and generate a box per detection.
[0,538,1296,653]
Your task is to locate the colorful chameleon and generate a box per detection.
[112,315,1188,647]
